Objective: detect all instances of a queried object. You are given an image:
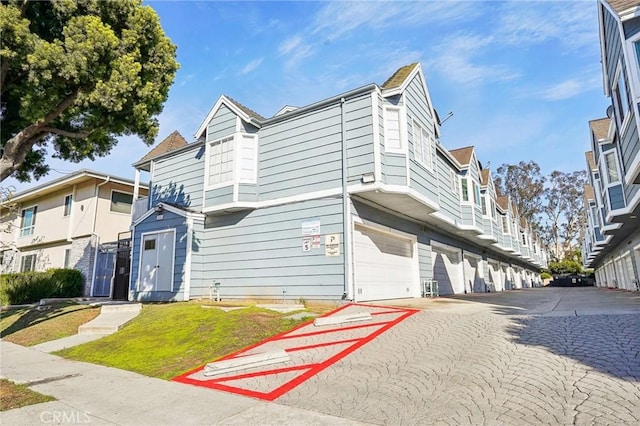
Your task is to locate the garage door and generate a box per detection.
[354,225,417,301]
[513,267,522,289]
[488,260,503,292]
[464,255,483,293]
[432,246,463,295]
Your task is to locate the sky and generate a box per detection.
[5,0,611,193]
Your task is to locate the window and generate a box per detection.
[612,65,631,128]
[450,170,458,193]
[64,249,71,269]
[63,194,72,217]
[20,254,36,272]
[502,216,510,234]
[20,206,37,237]
[208,135,234,186]
[144,239,156,250]
[473,182,481,206]
[206,134,257,188]
[110,191,133,214]
[521,232,527,246]
[605,151,620,184]
[384,106,402,152]
[490,200,496,220]
[461,178,469,202]
[0,250,5,265]
[481,195,487,215]
[412,120,432,169]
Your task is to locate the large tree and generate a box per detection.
[0,0,179,182]
[494,160,546,231]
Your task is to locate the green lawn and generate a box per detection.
[0,379,55,412]
[56,303,317,379]
[0,303,100,346]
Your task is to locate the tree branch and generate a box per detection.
[1,91,79,181]
[40,127,92,139]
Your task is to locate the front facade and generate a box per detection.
[0,170,148,296]
[582,0,640,291]
[130,63,547,302]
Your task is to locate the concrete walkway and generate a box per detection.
[32,302,142,353]
[1,339,369,425]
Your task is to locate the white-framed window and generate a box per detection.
[521,232,527,246]
[64,249,71,269]
[502,215,510,235]
[461,177,469,202]
[481,195,487,215]
[612,61,631,130]
[412,119,432,170]
[63,194,72,217]
[450,170,458,193]
[110,191,133,214]
[490,199,496,221]
[20,206,37,237]
[205,134,258,189]
[605,150,620,184]
[20,254,36,272]
[473,181,481,206]
[383,105,404,153]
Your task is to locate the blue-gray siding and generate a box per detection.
[609,184,625,210]
[192,198,345,299]
[207,104,237,141]
[152,146,204,209]
[131,210,188,300]
[435,152,461,224]
[205,186,234,207]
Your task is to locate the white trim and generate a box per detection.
[371,92,382,183]
[137,228,176,292]
[345,195,354,301]
[204,135,236,191]
[607,187,640,221]
[184,216,193,301]
[18,204,38,238]
[382,104,406,154]
[625,149,640,185]
[131,202,204,227]
[194,95,256,140]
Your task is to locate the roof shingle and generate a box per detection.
[137,130,188,163]
[604,0,640,15]
[589,118,610,142]
[381,63,419,90]
[449,146,474,166]
[585,151,597,171]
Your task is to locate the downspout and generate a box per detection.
[89,177,110,297]
[340,97,352,301]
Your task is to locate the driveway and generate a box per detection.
[276,287,640,425]
[2,287,639,425]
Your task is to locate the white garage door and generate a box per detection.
[488,261,503,292]
[432,246,463,295]
[464,255,483,293]
[354,225,417,301]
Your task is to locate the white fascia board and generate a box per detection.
[598,1,612,97]
[131,202,204,227]
[436,142,463,170]
[624,152,640,185]
[194,95,254,140]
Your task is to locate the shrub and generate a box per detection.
[540,272,552,280]
[0,269,83,306]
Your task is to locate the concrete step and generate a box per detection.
[77,310,140,335]
[94,303,142,313]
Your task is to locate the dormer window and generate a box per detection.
[384,105,404,153]
[205,133,258,189]
[612,62,631,130]
[461,178,469,202]
[412,119,432,170]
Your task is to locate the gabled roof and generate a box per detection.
[585,151,598,171]
[137,130,188,164]
[603,0,640,16]
[589,117,611,142]
[1,169,147,206]
[496,196,510,212]
[480,169,490,186]
[449,146,474,166]
[226,96,266,122]
[382,63,419,90]
[194,95,265,140]
[584,184,595,201]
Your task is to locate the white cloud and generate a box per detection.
[528,72,602,101]
[241,58,263,75]
[278,35,314,70]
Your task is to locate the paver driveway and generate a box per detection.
[276,287,640,425]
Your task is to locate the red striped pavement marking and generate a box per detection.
[173,303,418,401]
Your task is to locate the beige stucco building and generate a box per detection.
[0,170,148,296]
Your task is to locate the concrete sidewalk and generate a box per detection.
[0,341,370,425]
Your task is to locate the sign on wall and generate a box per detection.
[325,234,340,256]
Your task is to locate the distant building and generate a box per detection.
[0,170,148,297]
[582,0,640,290]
